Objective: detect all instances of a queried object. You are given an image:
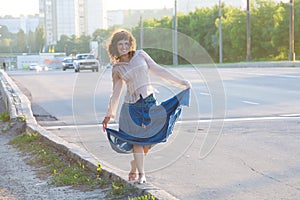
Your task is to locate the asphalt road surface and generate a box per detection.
[8,67,300,199]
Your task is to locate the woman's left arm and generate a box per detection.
[142,51,191,89]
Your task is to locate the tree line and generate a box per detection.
[0,0,299,64]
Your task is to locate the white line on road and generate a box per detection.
[242,100,260,105]
[44,115,300,130]
[231,71,300,79]
[280,113,300,117]
[200,92,210,96]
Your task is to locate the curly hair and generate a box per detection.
[107,29,136,63]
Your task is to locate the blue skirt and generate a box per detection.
[106,89,190,154]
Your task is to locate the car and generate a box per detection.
[62,57,74,71]
[29,63,43,71]
[73,54,99,72]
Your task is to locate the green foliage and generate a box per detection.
[128,193,156,200]
[131,0,300,63]
[0,111,10,122]
[55,34,91,56]
[110,180,134,196]
[9,131,40,148]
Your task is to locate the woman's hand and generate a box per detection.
[182,80,192,89]
[102,116,111,132]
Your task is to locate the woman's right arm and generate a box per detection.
[102,69,124,132]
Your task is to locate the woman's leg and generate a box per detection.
[133,145,146,183]
[143,145,151,155]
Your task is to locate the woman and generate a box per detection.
[102,29,191,184]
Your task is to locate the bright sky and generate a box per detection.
[0,0,175,17]
[0,0,39,17]
[3,0,278,17]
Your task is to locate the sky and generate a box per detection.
[0,0,39,17]
[0,0,280,18]
[0,0,174,17]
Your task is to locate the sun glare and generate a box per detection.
[0,0,39,17]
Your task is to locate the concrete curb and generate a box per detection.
[0,70,178,200]
[178,61,300,68]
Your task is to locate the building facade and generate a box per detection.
[0,16,39,34]
[40,0,107,45]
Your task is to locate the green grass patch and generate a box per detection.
[128,193,156,200]
[0,111,10,122]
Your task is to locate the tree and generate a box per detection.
[219,6,247,62]
[0,25,13,53]
[11,29,27,53]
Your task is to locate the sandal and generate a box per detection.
[135,173,146,184]
[128,172,137,181]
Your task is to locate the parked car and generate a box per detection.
[73,54,99,72]
[62,57,74,71]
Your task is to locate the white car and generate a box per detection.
[73,54,99,72]
[29,63,43,71]
[29,63,48,71]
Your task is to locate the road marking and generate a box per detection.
[200,92,210,96]
[242,100,259,105]
[280,114,300,117]
[232,71,300,79]
[179,115,300,123]
[44,114,300,130]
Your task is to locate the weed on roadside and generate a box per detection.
[0,111,10,122]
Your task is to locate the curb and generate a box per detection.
[0,70,178,200]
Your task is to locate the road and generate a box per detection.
[8,67,300,199]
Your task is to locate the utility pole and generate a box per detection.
[172,0,178,65]
[140,15,144,49]
[219,0,223,63]
[289,0,295,61]
[246,0,251,61]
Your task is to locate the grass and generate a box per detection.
[0,111,10,122]
[8,130,150,199]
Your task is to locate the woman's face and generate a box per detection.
[117,39,130,57]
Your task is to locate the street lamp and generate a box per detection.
[172,0,178,65]
[288,0,295,61]
[282,0,295,61]
[219,0,223,63]
[97,36,103,66]
[140,15,144,50]
[246,0,251,61]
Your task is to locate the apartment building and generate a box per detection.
[40,0,106,45]
[0,16,39,34]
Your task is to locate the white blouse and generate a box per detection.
[106,50,190,119]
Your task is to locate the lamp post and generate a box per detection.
[282,0,295,61]
[140,15,144,50]
[172,0,178,65]
[97,36,103,66]
[246,0,251,61]
[219,0,223,63]
[288,0,295,61]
